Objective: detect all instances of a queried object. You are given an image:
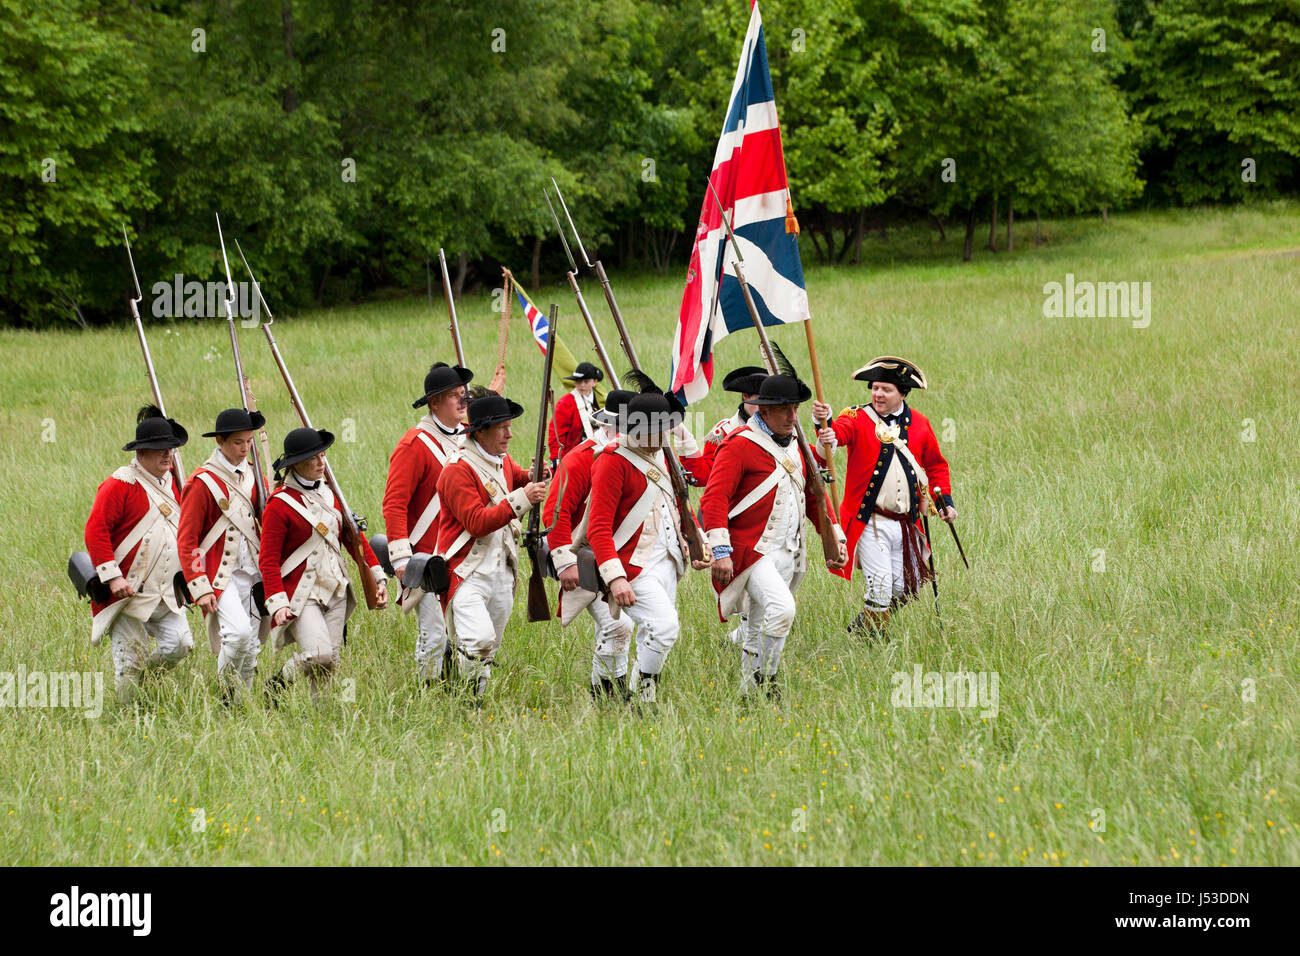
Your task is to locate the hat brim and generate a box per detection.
[461,400,525,434]
[749,382,813,405]
[413,367,474,408]
[123,421,189,451]
[272,429,335,473]
[852,356,927,390]
[565,371,604,383]
[201,410,266,437]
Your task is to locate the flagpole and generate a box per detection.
[803,318,841,513]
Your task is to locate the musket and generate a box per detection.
[707,183,844,567]
[235,238,384,611]
[437,248,467,367]
[524,305,559,622]
[552,179,706,564]
[930,482,970,569]
[544,189,620,388]
[122,225,185,489]
[215,215,272,510]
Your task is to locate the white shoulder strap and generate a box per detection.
[274,490,342,577]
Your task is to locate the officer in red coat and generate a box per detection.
[701,372,846,700]
[436,394,548,700]
[83,406,194,704]
[587,392,711,706]
[381,362,471,683]
[686,366,767,486]
[811,356,956,636]
[544,388,635,698]
[260,427,386,694]
[547,361,603,465]
[177,407,268,700]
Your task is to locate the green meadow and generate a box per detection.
[2,203,1297,865]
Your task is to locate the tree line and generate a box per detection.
[3,0,1297,325]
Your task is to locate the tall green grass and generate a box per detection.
[2,203,1297,865]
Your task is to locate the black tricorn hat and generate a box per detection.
[202,407,266,438]
[591,388,635,427]
[565,361,604,383]
[123,405,188,451]
[619,392,684,439]
[748,373,813,406]
[722,366,768,396]
[413,363,474,408]
[852,355,927,393]
[461,393,525,434]
[272,426,334,478]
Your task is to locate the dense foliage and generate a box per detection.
[2,0,1296,323]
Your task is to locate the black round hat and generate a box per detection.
[722,366,768,395]
[461,394,525,434]
[413,363,474,408]
[591,388,635,427]
[565,362,604,383]
[748,374,813,406]
[272,427,334,476]
[620,392,684,439]
[123,415,188,451]
[202,407,266,437]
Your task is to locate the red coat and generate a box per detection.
[544,437,597,561]
[258,484,380,610]
[700,425,827,588]
[685,410,748,486]
[84,466,183,617]
[435,451,531,606]
[177,463,264,605]
[587,444,679,583]
[381,423,457,563]
[819,403,951,581]
[547,390,592,461]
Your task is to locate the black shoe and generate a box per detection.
[590,677,620,701]
[614,674,630,702]
[765,673,781,703]
[629,672,659,712]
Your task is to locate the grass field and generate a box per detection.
[3,203,1298,865]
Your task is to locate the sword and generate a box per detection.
[931,483,969,569]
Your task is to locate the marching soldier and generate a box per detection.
[177,408,268,700]
[381,362,471,683]
[587,391,710,706]
[547,361,603,465]
[545,388,635,699]
[83,406,194,704]
[702,372,846,700]
[436,393,548,700]
[685,365,767,486]
[812,356,955,636]
[260,427,387,693]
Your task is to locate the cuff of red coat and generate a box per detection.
[387,537,413,564]
[187,575,214,601]
[506,488,531,517]
[937,493,954,510]
[370,565,385,586]
[598,558,626,583]
[96,560,122,583]
[705,527,731,549]
[549,543,577,573]
[264,590,290,616]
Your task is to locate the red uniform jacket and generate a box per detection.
[84,467,183,617]
[587,444,680,584]
[381,423,457,564]
[547,390,593,461]
[434,451,531,606]
[818,403,951,581]
[177,463,264,606]
[258,484,380,610]
[700,425,827,586]
[543,437,598,566]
